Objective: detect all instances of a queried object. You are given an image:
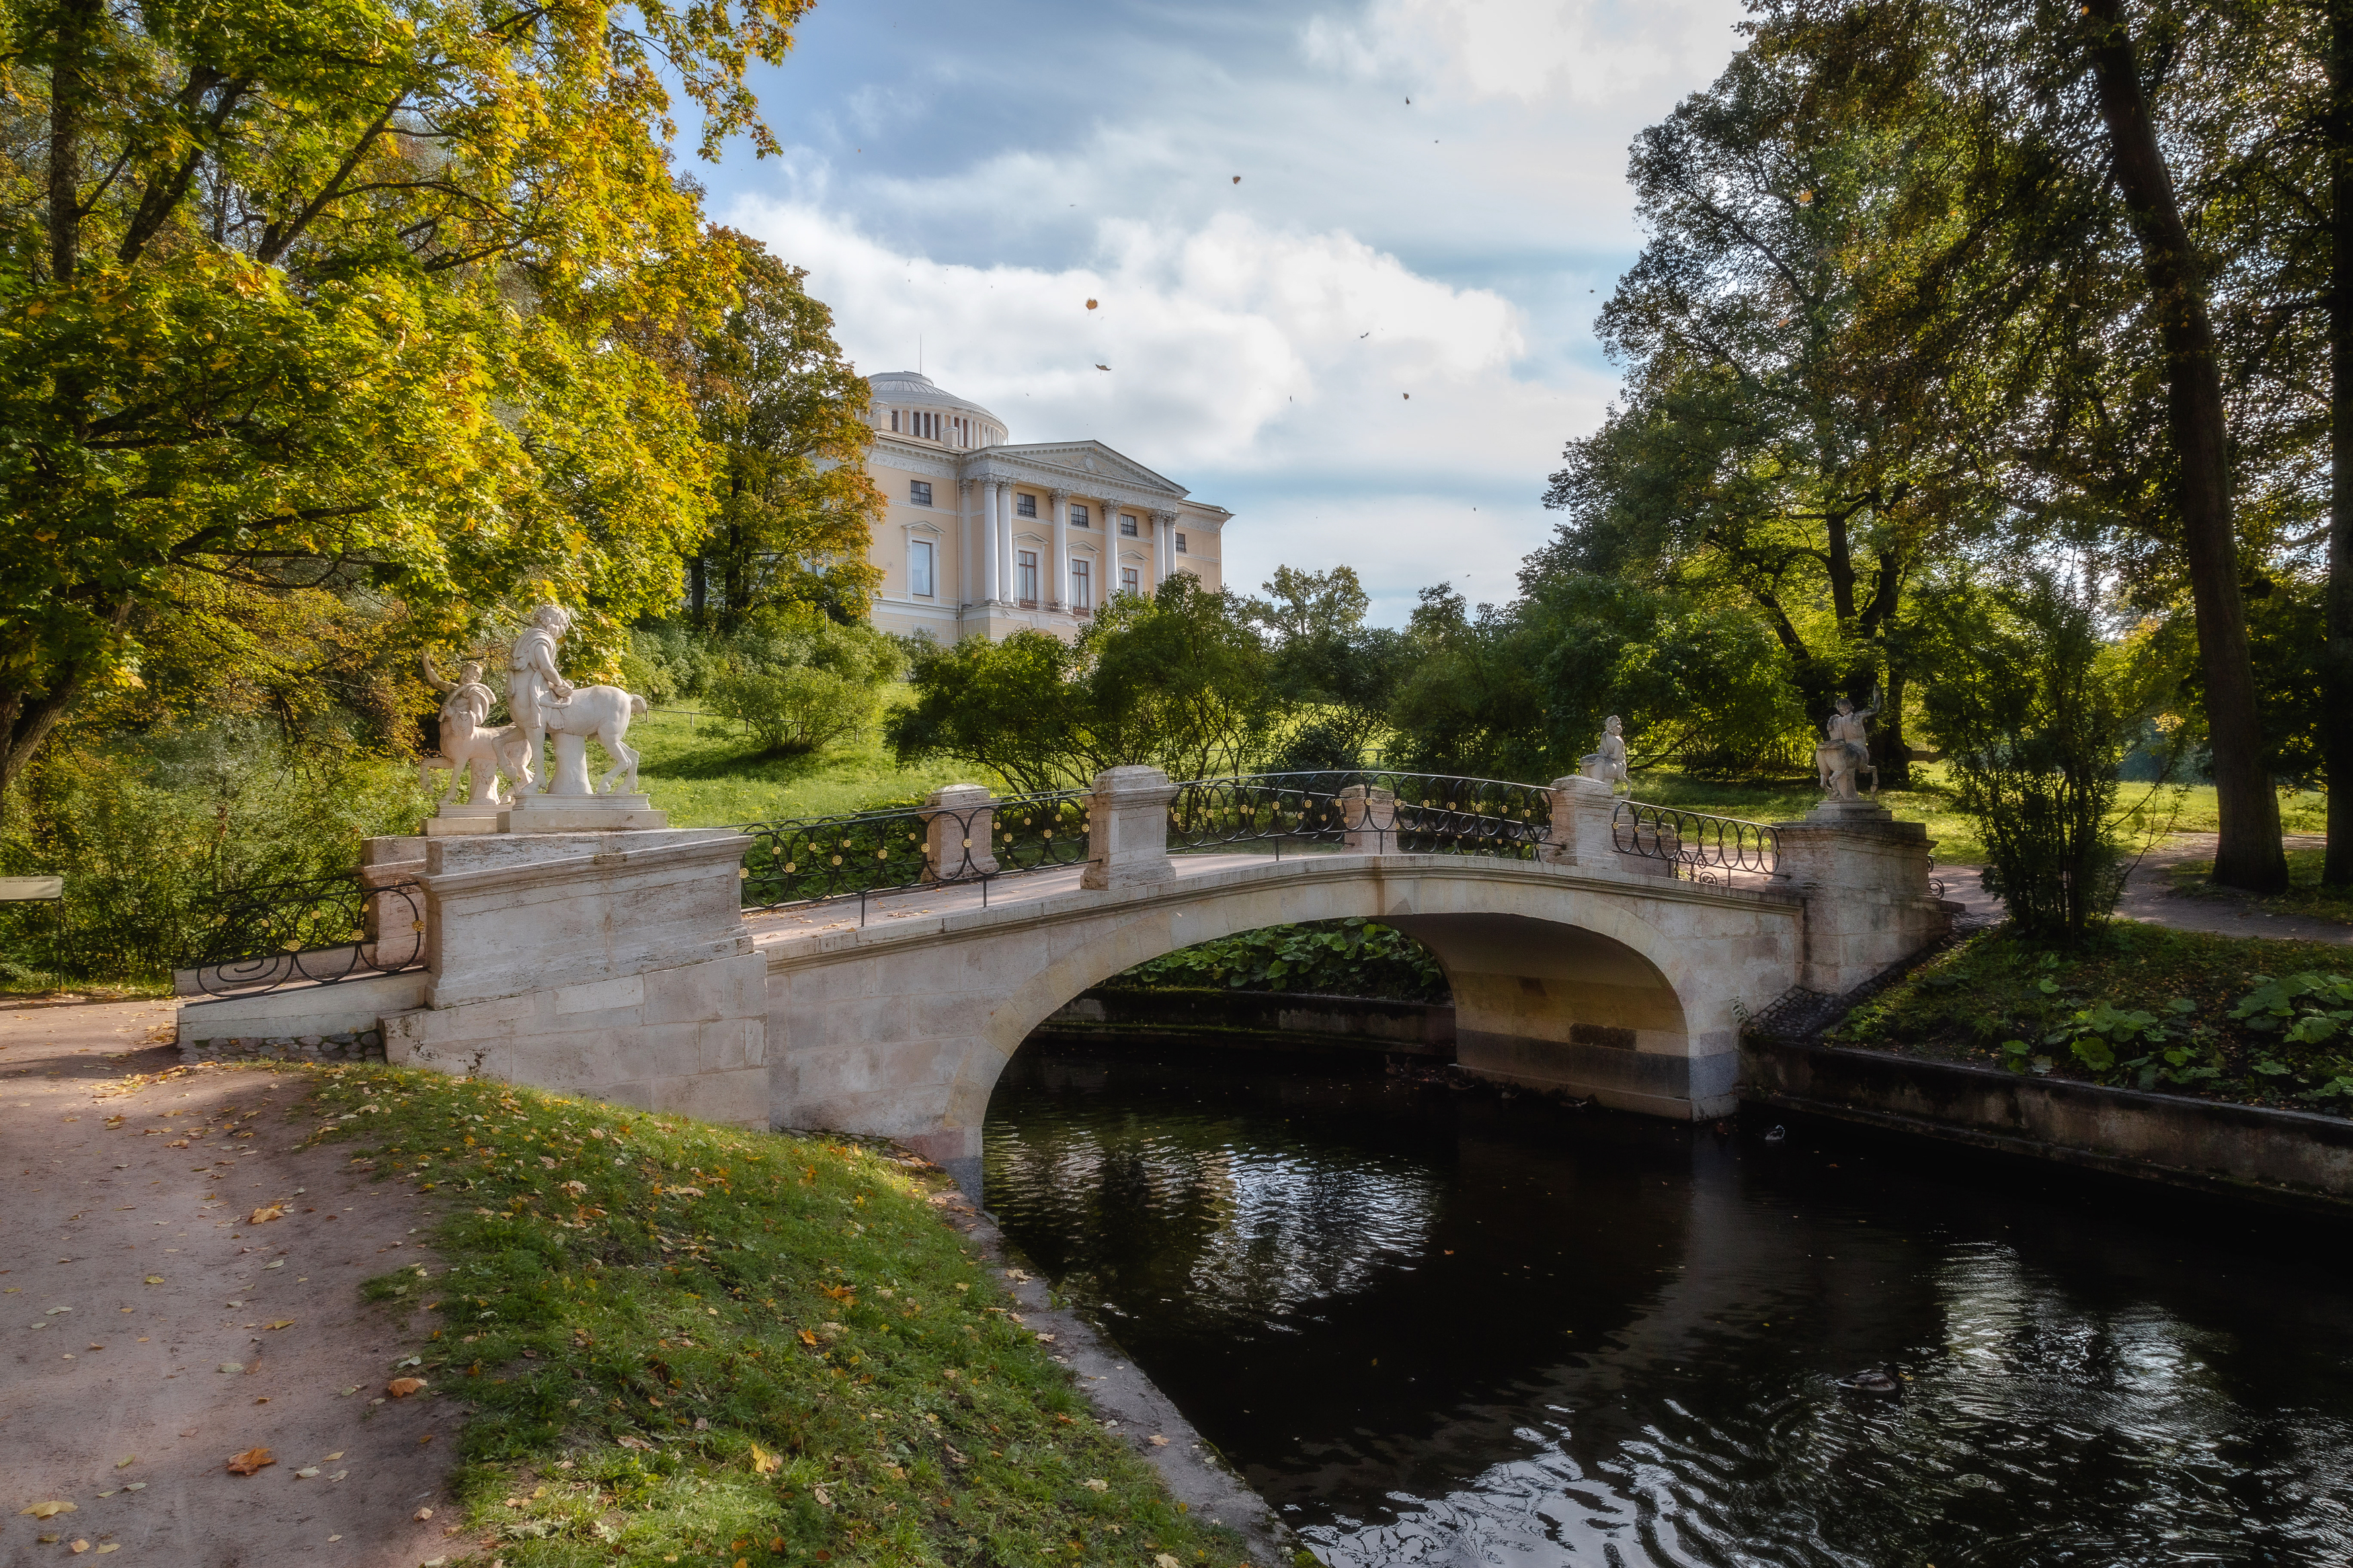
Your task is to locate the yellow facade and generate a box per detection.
[856,372,1229,643]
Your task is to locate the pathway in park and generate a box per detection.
[0,997,465,1568]
[1938,833,2347,946]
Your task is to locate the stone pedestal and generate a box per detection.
[425,802,506,837]
[1081,766,1176,890]
[922,784,998,880]
[1772,799,1950,995]
[1539,776,1667,876]
[503,792,668,833]
[381,829,765,1126]
[1339,784,1397,852]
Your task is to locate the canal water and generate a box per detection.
[983,1039,2353,1567]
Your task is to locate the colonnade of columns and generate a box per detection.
[962,477,1185,614]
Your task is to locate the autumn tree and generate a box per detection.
[0,0,812,799]
[680,231,885,632]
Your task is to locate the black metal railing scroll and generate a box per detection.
[1609,800,1778,884]
[736,790,1090,914]
[1167,771,1554,861]
[184,874,427,997]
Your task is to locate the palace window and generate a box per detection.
[1119,513,1139,537]
[1121,567,1140,596]
[1070,559,1091,612]
[909,539,934,598]
[1174,532,1187,554]
[1016,493,1037,518]
[910,481,932,507]
[1017,550,1039,608]
[889,409,900,431]
[1070,504,1090,528]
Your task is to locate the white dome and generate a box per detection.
[867,372,1007,446]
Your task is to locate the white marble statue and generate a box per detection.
[422,653,527,805]
[1579,715,1630,794]
[1816,694,1880,800]
[507,603,648,797]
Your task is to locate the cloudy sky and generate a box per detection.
[688,0,1750,625]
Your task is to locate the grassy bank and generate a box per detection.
[622,694,974,828]
[288,1065,1250,1568]
[1828,923,2353,1115]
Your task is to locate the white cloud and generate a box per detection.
[727,196,1603,612]
[1303,0,1744,105]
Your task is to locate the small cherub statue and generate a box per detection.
[1580,715,1630,794]
[422,653,526,806]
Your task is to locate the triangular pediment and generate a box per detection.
[991,441,1187,498]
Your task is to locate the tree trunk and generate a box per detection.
[46,0,95,285]
[2328,0,2353,886]
[689,554,707,628]
[2083,0,2286,891]
[1874,667,1911,790]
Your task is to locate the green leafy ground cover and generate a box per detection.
[2167,845,2353,928]
[287,1064,1249,1568]
[1104,919,1448,1003]
[1827,924,2353,1113]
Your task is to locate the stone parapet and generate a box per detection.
[1080,766,1176,890]
[1338,784,1397,852]
[922,784,998,880]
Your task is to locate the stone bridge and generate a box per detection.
[176,771,1950,1194]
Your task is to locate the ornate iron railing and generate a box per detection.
[736,790,1090,913]
[1609,800,1778,884]
[180,874,428,997]
[1166,771,1554,860]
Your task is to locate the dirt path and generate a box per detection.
[1935,833,2349,946]
[1,999,465,1568]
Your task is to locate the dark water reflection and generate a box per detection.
[982,1040,2353,1567]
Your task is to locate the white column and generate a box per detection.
[1049,489,1070,612]
[1152,509,1175,588]
[995,483,1014,605]
[959,479,977,606]
[1101,499,1117,606]
[981,481,1001,606]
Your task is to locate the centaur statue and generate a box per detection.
[506,603,647,796]
[1815,692,1880,800]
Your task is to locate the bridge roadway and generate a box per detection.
[747,843,1810,1192]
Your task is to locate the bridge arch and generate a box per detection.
[764,855,1806,1193]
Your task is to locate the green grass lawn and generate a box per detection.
[285,1064,1252,1568]
[1827,922,2353,1113]
[616,692,986,827]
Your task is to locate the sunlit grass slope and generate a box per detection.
[294,1065,1249,1568]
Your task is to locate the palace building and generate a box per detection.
[856,370,1230,643]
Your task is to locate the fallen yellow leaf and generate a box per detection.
[95,1547,118,1556]
[265,1319,294,1331]
[387,1376,426,1398]
[18,1501,75,1519]
[68,1539,88,1554]
[249,1206,282,1225]
[1083,1479,1109,1493]
[143,1276,163,1285]
[750,1442,781,1476]
[114,1457,133,1469]
[1156,1556,1182,1568]
[225,1447,274,1475]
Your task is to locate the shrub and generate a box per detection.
[0,720,427,985]
[1106,918,1449,1002]
[1920,574,2147,942]
[705,666,875,756]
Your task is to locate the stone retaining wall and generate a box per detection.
[182,1028,387,1065]
[1743,1036,2353,1212]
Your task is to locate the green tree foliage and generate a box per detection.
[1919,572,2153,940]
[1384,585,1550,779]
[1514,569,1812,776]
[681,231,886,632]
[1540,37,1998,785]
[1244,565,1408,765]
[0,0,812,798]
[889,578,1272,793]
